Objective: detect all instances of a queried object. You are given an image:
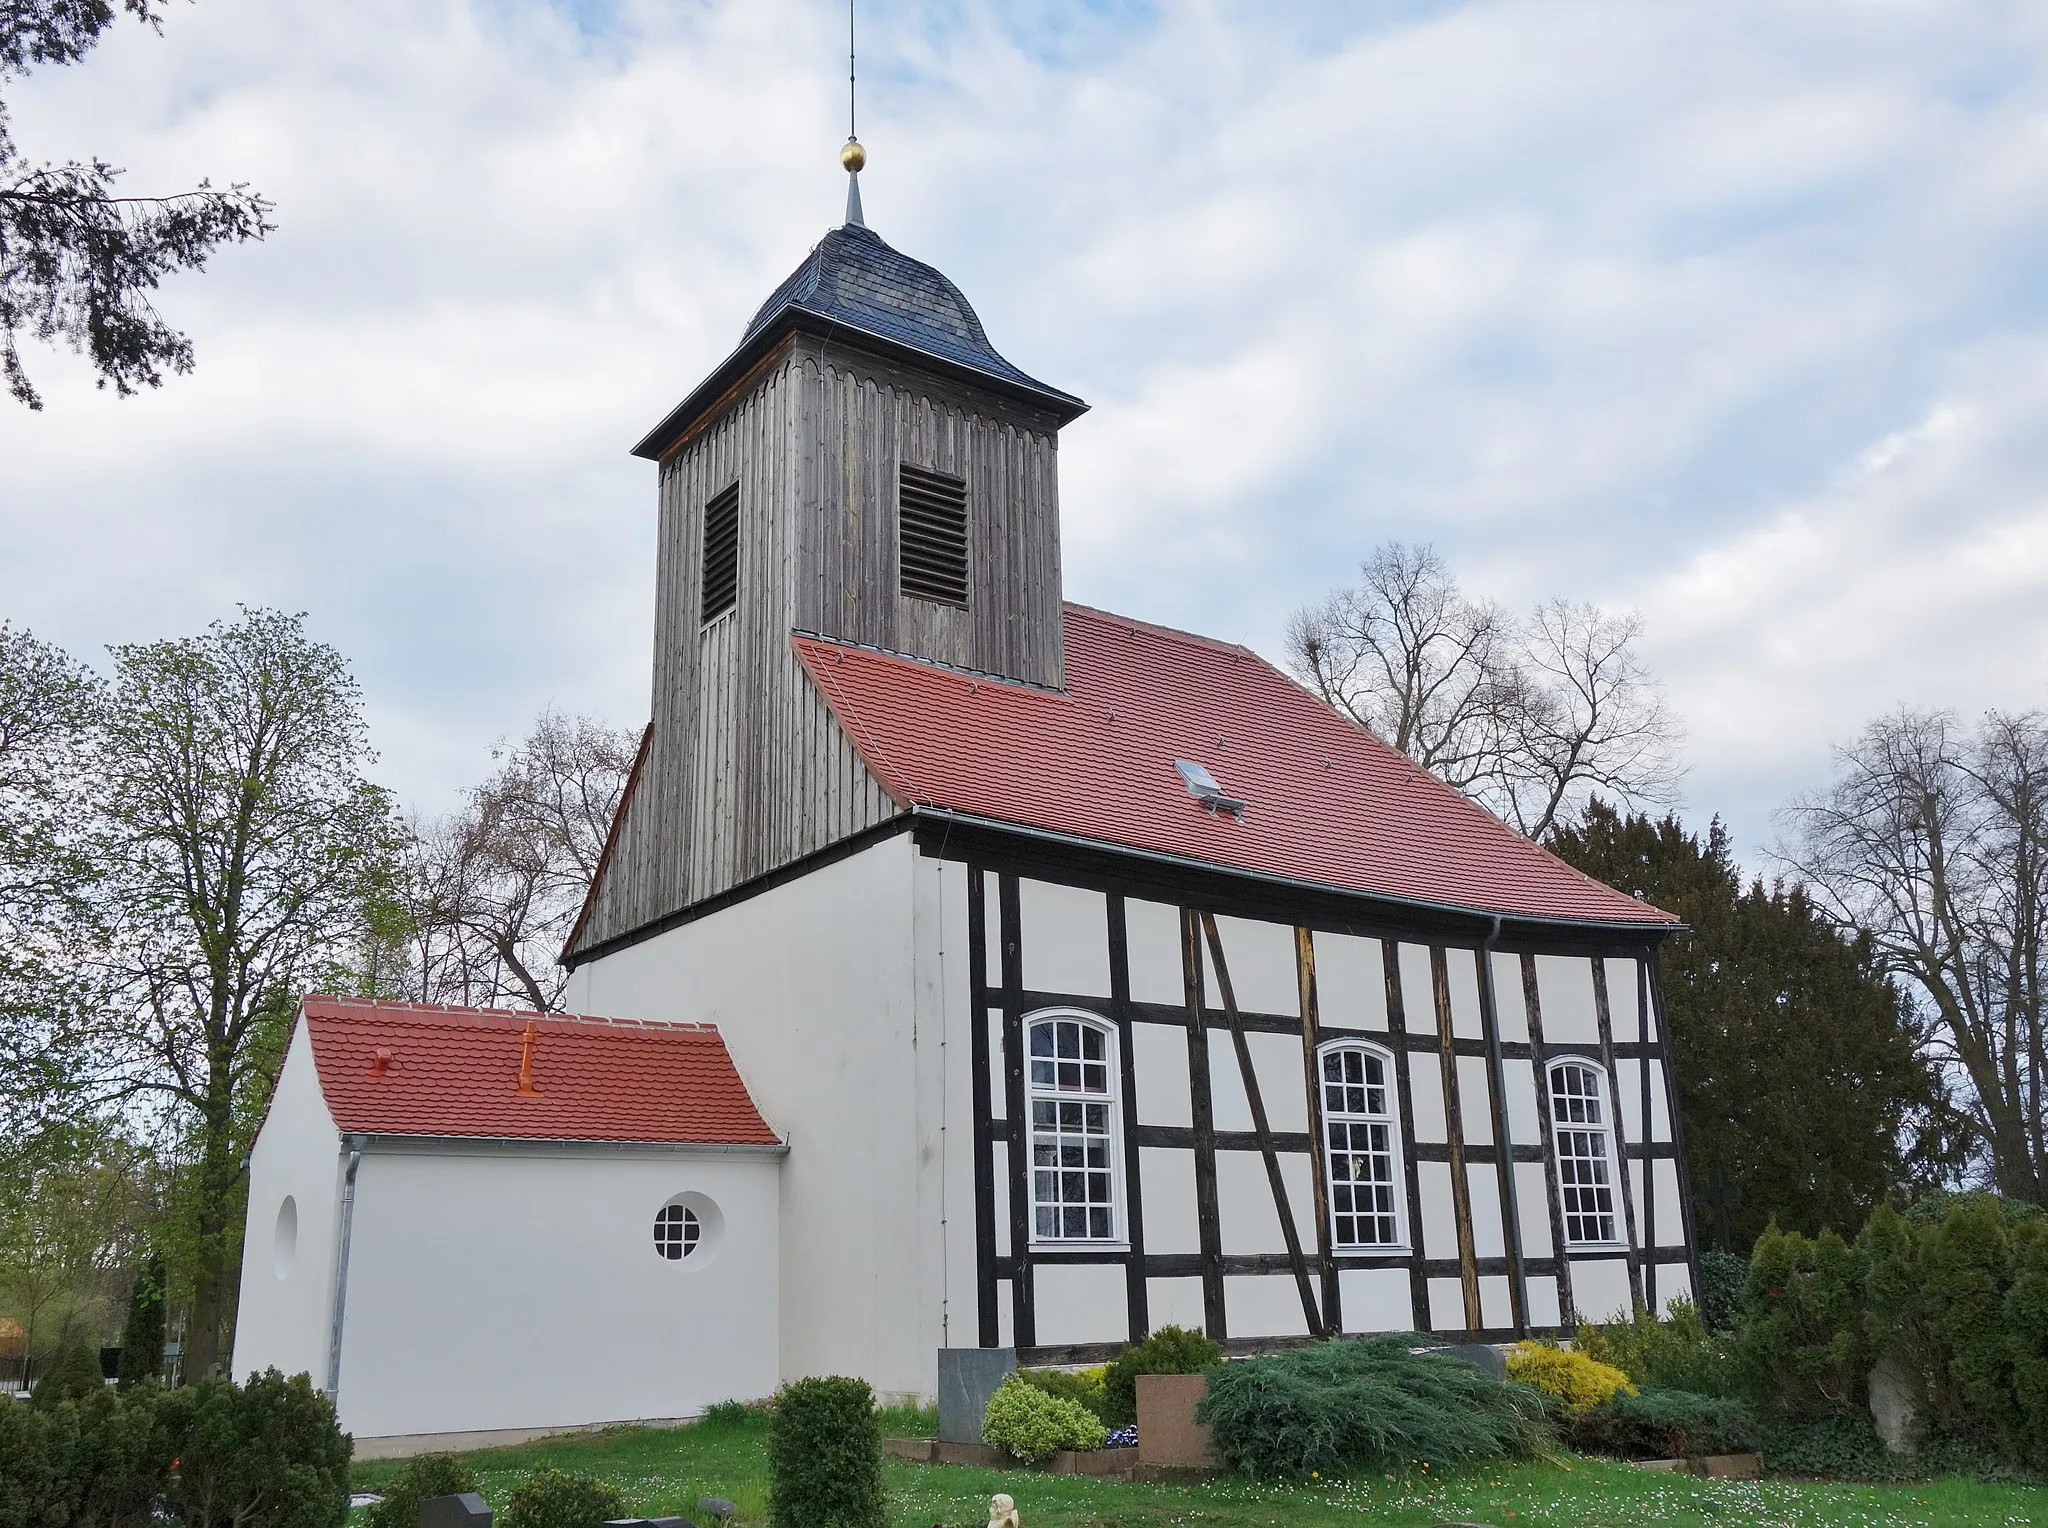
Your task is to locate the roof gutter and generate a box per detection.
[342,1133,790,1159]
[908,807,1684,940]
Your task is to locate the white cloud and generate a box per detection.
[1,0,2045,864]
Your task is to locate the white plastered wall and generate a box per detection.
[233,1019,343,1387]
[335,1143,779,1439]
[563,833,951,1400]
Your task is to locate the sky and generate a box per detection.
[4,0,2047,870]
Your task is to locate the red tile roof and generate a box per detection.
[794,604,1676,929]
[300,996,781,1145]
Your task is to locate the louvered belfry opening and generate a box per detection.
[898,464,969,606]
[701,481,740,625]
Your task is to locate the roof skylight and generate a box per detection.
[1175,760,1247,821]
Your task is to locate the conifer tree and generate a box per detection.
[1550,802,1948,1249]
[116,1250,165,1388]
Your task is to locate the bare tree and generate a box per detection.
[399,710,638,1013]
[1286,543,1684,839]
[1778,709,2048,1203]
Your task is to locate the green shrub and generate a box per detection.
[1565,1387,1756,1460]
[1922,1194,2014,1434]
[0,1382,171,1527]
[980,1373,1106,1462]
[1101,1325,1221,1428]
[1740,1223,1863,1416]
[1698,1250,1748,1330]
[1505,1341,1633,1414]
[31,1341,107,1411]
[159,1369,350,1528]
[766,1376,885,1528]
[2006,1222,2048,1451]
[1576,1299,1740,1397]
[1015,1365,1113,1424]
[500,1466,622,1528]
[363,1452,477,1528]
[699,1399,758,1429]
[1196,1334,1552,1479]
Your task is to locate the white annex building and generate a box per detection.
[236,164,1697,1448]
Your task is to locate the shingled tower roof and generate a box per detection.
[632,222,1086,459]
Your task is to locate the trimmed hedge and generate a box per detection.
[1014,1365,1113,1425]
[766,1376,886,1528]
[500,1466,622,1528]
[981,1373,1106,1462]
[1197,1335,1552,1479]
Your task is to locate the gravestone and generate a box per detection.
[418,1493,491,1528]
[937,1347,1015,1445]
[1431,1342,1506,1379]
[696,1499,735,1521]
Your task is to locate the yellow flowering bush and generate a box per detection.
[1505,1340,1636,1414]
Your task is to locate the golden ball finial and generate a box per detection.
[841,138,867,173]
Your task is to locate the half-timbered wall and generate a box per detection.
[959,863,1694,1359]
[572,335,1071,954]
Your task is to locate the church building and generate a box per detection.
[234,148,1696,1448]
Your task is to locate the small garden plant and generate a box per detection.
[500,1464,623,1528]
[766,1376,886,1528]
[365,1453,478,1528]
[1505,1339,1635,1413]
[981,1372,1107,1462]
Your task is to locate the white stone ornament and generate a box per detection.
[988,1494,1020,1528]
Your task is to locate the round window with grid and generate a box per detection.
[653,1203,701,1260]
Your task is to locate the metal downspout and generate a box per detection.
[325,1135,364,1401]
[1477,916,1531,1334]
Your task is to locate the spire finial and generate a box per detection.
[842,0,865,226]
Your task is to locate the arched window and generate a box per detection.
[1027,1010,1120,1243]
[1549,1058,1621,1246]
[1317,1042,1405,1248]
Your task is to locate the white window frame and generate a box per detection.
[1547,1056,1625,1249]
[1024,1007,1126,1248]
[1315,1039,1409,1253]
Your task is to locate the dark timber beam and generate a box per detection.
[1201,913,1322,1336]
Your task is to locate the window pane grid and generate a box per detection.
[653,1203,700,1260]
[1550,1063,1619,1245]
[1320,1046,1402,1248]
[1028,1017,1118,1242]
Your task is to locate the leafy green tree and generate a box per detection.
[58,609,404,1377]
[1,1,271,408]
[0,1119,148,1371]
[1550,803,1946,1249]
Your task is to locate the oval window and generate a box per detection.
[273,1195,298,1281]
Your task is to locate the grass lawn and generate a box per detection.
[348,1412,2042,1528]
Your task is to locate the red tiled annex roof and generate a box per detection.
[795,604,1676,929]
[301,996,781,1145]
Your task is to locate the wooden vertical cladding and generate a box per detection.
[1296,928,1339,1332]
[570,333,1071,955]
[1639,959,1657,1313]
[1475,940,1529,1335]
[1431,947,1483,1331]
